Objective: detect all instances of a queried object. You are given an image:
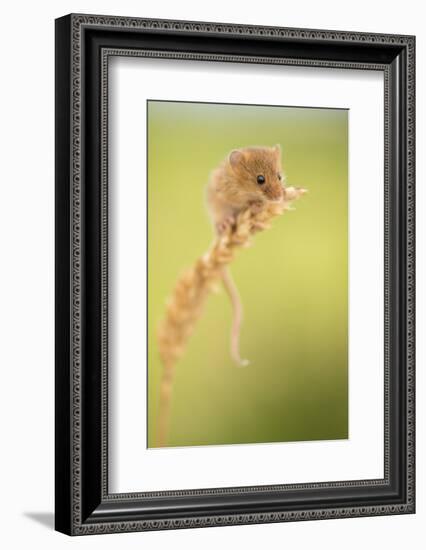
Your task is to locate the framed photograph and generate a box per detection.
[55,14,415,535]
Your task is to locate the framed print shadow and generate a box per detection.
[55,14,415,535]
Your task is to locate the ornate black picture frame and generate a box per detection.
[55,13,415,535]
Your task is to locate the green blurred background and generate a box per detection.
[147,100,348,448]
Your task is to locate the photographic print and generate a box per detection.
[56,15,415,534]
[147,100,348,449]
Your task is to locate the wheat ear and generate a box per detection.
[155,187,306,447]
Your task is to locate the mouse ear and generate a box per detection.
[229,150,244,169]
[273,144,281,156]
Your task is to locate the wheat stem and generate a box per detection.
[155,188,306,447]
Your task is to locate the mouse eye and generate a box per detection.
[256,175,265,185]
[277,173,282,181]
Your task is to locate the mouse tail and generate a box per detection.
[222,268,249,367]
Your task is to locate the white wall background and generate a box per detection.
[0,0,423,547]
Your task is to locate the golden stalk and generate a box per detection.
[155,187,306,447]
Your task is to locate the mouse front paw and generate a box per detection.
[248,199,265,214]
[216,215,235,235]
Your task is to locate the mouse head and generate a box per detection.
[229,145,284,202]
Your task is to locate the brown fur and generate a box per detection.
[206,145,284,232]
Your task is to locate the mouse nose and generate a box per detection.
[266,185,283,202]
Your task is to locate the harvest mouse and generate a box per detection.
[206,145,286,367]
